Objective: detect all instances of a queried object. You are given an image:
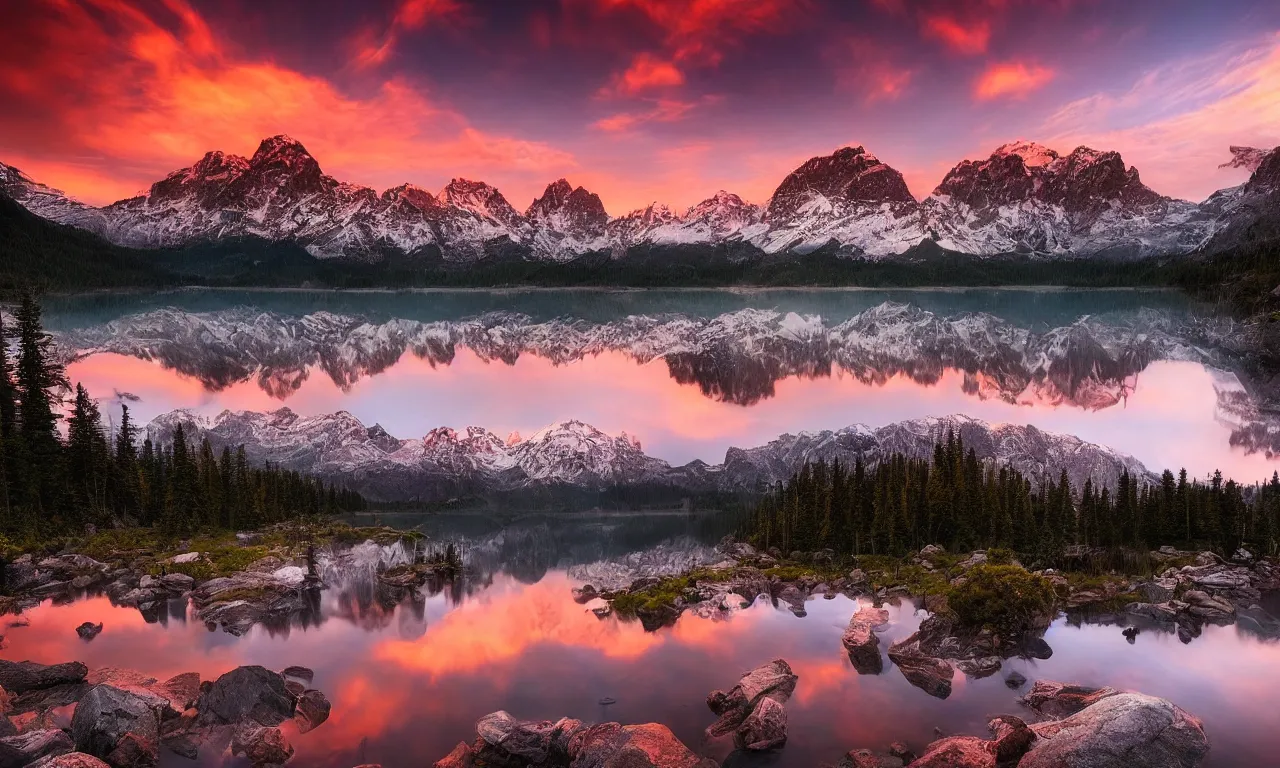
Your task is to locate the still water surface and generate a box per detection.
[36,287,1280,482]
[5,513,1279,767]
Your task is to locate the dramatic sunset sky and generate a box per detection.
[3,0,1279,214]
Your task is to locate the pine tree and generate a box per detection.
[13,292,67,513]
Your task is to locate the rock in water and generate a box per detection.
[433,742,475,768]
[230,724,294,767]
[842,606,889,674]
[907,736,995,767]
[1020,680,1118,718]
[195,666,296,727]
[75,623,103,641]
[69,685,163,765]
[294,689,331,733]
[885,643,953,700]
[706,659,798,751]
[1021,693,1209,768]
[0,660,88,694]
[572,722,715,768]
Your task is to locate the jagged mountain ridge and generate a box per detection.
[143,410,1152,502]
[5,138,1275,262]
[53,302,1230,410]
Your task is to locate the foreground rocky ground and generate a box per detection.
[0,658,330,768]
[375,660,1208,768]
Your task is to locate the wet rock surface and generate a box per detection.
[706,659,799,751]
[842,605,889,674]
[452,711,714,768]
[0,659,330,768]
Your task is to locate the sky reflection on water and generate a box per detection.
[6,571,1279,768]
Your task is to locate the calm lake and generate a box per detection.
[5,513,1280,768]
[38,287,1280,482]
[7,287,1280,766]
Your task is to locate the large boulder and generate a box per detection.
[0,729,75,768]
[433,742,475,768]
[572,722,715,768]
[706,659,798,750]
[906,736,995,768]
[195,666,296,727]
[1021,692,1209,768]
[0,660,88,694]
[476,711,558,764]
[69,685,163,765]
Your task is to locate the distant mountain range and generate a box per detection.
[3,137,1276,264]
[144,410,1152,503]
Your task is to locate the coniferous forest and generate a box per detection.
[0,294,364,545]
[742,431,1280,562]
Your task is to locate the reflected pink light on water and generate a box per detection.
[67,349,1280,482]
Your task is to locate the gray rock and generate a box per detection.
[69,685,163,763]
[0,660,88,694]
[955,656,1002,679]
[1182,590,1235,621]
[988,715,1037,766]
[734,694,788,751]
[158,573,194,592]
[477,711,555,763]
[1124,602,1178,622]
[572,722,715,768]
[839,748,904,767]
[1022,692,1208,768]
[75,623,103,641]
[1020,680,1119,718]
[841,606,888,675]
[230,723,293,767]
[280,666,314,684]
[706,659,798,746]
[433,742,475,768]
[0,729,75,768]
[888,650,953,699]
[1136,579,1176,603]
[907,736,995,767]
[295,689,331,733]
[195,666,296,727]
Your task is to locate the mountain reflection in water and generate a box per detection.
[6,515,1279,768]
[35,287,1280,480]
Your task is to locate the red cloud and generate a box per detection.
[921,15,991,55]
[605,0,805,64]
[0,0,575,207]
[975,61,1055,100]
[610,53,686,95]
[826,36,916,103]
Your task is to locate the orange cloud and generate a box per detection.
[921,15,990,55]
[592,99,702,132]
[974,61,1055,100]
[609,52,686,95]
[0,0,575,208]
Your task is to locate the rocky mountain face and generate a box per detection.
[926,142,1207,257]
[144,410,1151,502]
[1198,146,1280,254]
[2,138,1272,262]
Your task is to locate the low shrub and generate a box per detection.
[946,564,1057,636]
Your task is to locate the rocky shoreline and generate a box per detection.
[400,660,1209,768]
[0,659,330,767]
[574,538,1280,691]
[0,524,462,637]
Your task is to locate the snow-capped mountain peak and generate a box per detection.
[992,140,1059,168]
